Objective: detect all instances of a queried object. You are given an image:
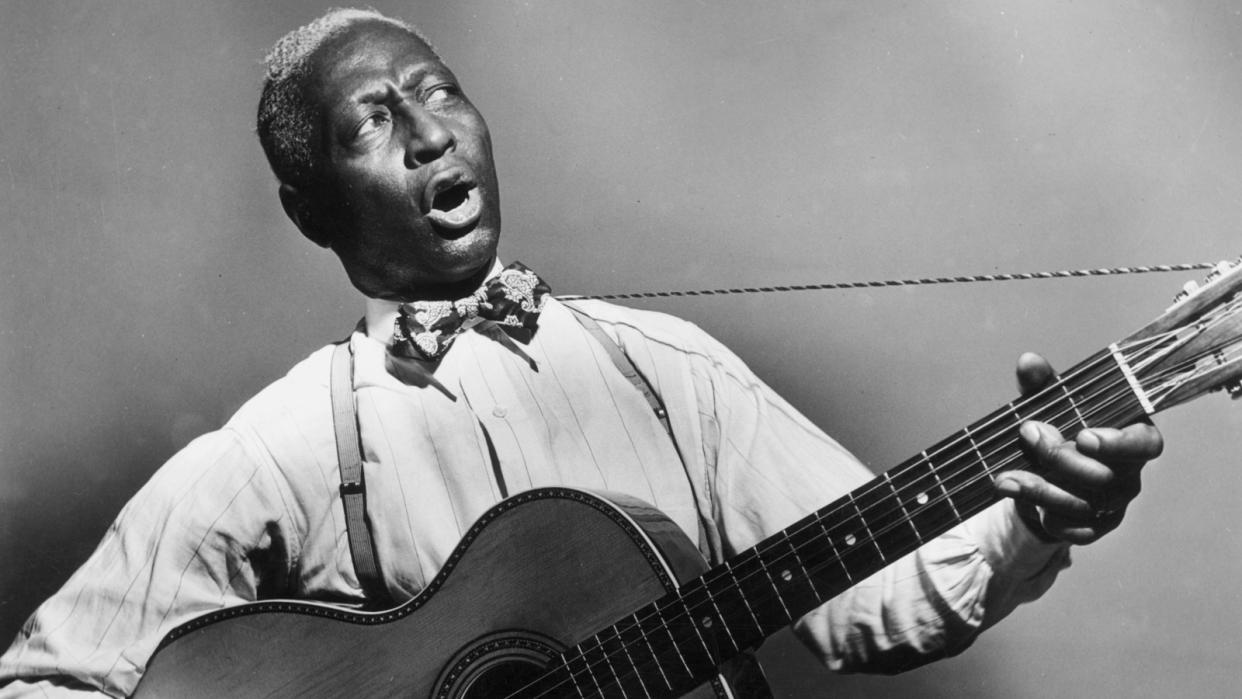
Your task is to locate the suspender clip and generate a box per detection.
[340,479,365,496]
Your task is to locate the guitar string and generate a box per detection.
[546,394,1129,699]
[522,264,1230,694]
[696,335,1166,580]
[525,341,1165,698]
[557,329,1242,697]
[555,263,1217,302]
[539,329,1235,698]
[528,332,1190,697]
[536,396,1127,699]
[760,328,1196,560]
[743,328,1233,598]
[530,320,1237,696]
[536,379,1148,699]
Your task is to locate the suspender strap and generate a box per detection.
[564,303,676,439]
[330,340,392,608]
[330,305,712,602]
[563,302,715,562]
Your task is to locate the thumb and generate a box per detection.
[1016,351,1056,396]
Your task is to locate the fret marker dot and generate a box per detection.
[701,616,713,628]
[845,534,857,546]
[916,492,929,505]
[780,569,792,582]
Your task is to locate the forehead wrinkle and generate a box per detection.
[326,50,441,107]
[335,66,437,117]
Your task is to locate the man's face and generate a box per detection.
[300,21,501,300]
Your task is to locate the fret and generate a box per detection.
[598,624,648,699]
[656,598,721,686]
[851,477,922,565]
[884,462,961,542]
[781,529,824,602]
[1007,400,1024,425]
[846,492,886,564]
[566,641,606,698]
[756,533,822,620]
[720,553,792,634]
[593,631,629,699]
[756,557,792,619]
[883,471,924,545]
[1070,361,1132,428]
[935,449,997,513]
[820,502,886,586]
[530,660,585,699]
[1059,382,1089,428]
[583,632,628,699]
[654,605,694,678]
[679,579,740,656]
[631,599,722,698]
[617,604,683,692]
[623,610,673,694]
[1026,365,1122,435]
[814,512,853,584]
[673,595,719,667]
[962,425,994,483]
[556,650,588,699]
[924,450,962,521]
[720,560,764,636]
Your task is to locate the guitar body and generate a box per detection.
[134,488,768,698]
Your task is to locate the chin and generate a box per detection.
[438,224,500,277]
[386,250,498,301]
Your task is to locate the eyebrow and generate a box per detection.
[350,65,439,106]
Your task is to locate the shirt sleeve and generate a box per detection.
[0,429,300,698]
[687,329,1071,674]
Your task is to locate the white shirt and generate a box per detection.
[0,296,1069,697]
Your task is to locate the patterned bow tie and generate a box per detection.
[390,262,551,361]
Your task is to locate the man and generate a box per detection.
[0,8,1162,697]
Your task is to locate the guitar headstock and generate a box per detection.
[1120,257,1242,414]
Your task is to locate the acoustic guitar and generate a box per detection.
[133,260,1242,698]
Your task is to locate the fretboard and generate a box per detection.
[533,347,1149,698]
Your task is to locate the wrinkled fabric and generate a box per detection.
[0,298,1068,697]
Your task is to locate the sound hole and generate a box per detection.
[460,658,546,698]
[435,630,564,699]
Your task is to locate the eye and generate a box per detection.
[424,85,459,108]
[354,111,390,139]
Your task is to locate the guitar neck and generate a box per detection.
[550,346,1149,697]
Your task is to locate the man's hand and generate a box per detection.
[994,352,1164,545]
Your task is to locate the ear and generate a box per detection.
[279,183,332,248]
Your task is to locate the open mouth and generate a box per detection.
[426,182,482,231]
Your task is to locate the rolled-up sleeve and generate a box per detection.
[686,328,1070,674]
[0,429,299,697]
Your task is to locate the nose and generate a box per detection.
[402,104,456,167]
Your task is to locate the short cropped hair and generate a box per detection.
[256,8,436,187]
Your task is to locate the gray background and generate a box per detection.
[3,1,1242,696]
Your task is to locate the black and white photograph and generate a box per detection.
[1,2,1240,697]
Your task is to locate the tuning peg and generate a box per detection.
[1173,280,1199,304]
[1204,260,1235,284]
[1227,381,1242,400]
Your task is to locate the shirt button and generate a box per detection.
[492,406,507,418]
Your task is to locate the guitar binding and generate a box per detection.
[155,487,677,647]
